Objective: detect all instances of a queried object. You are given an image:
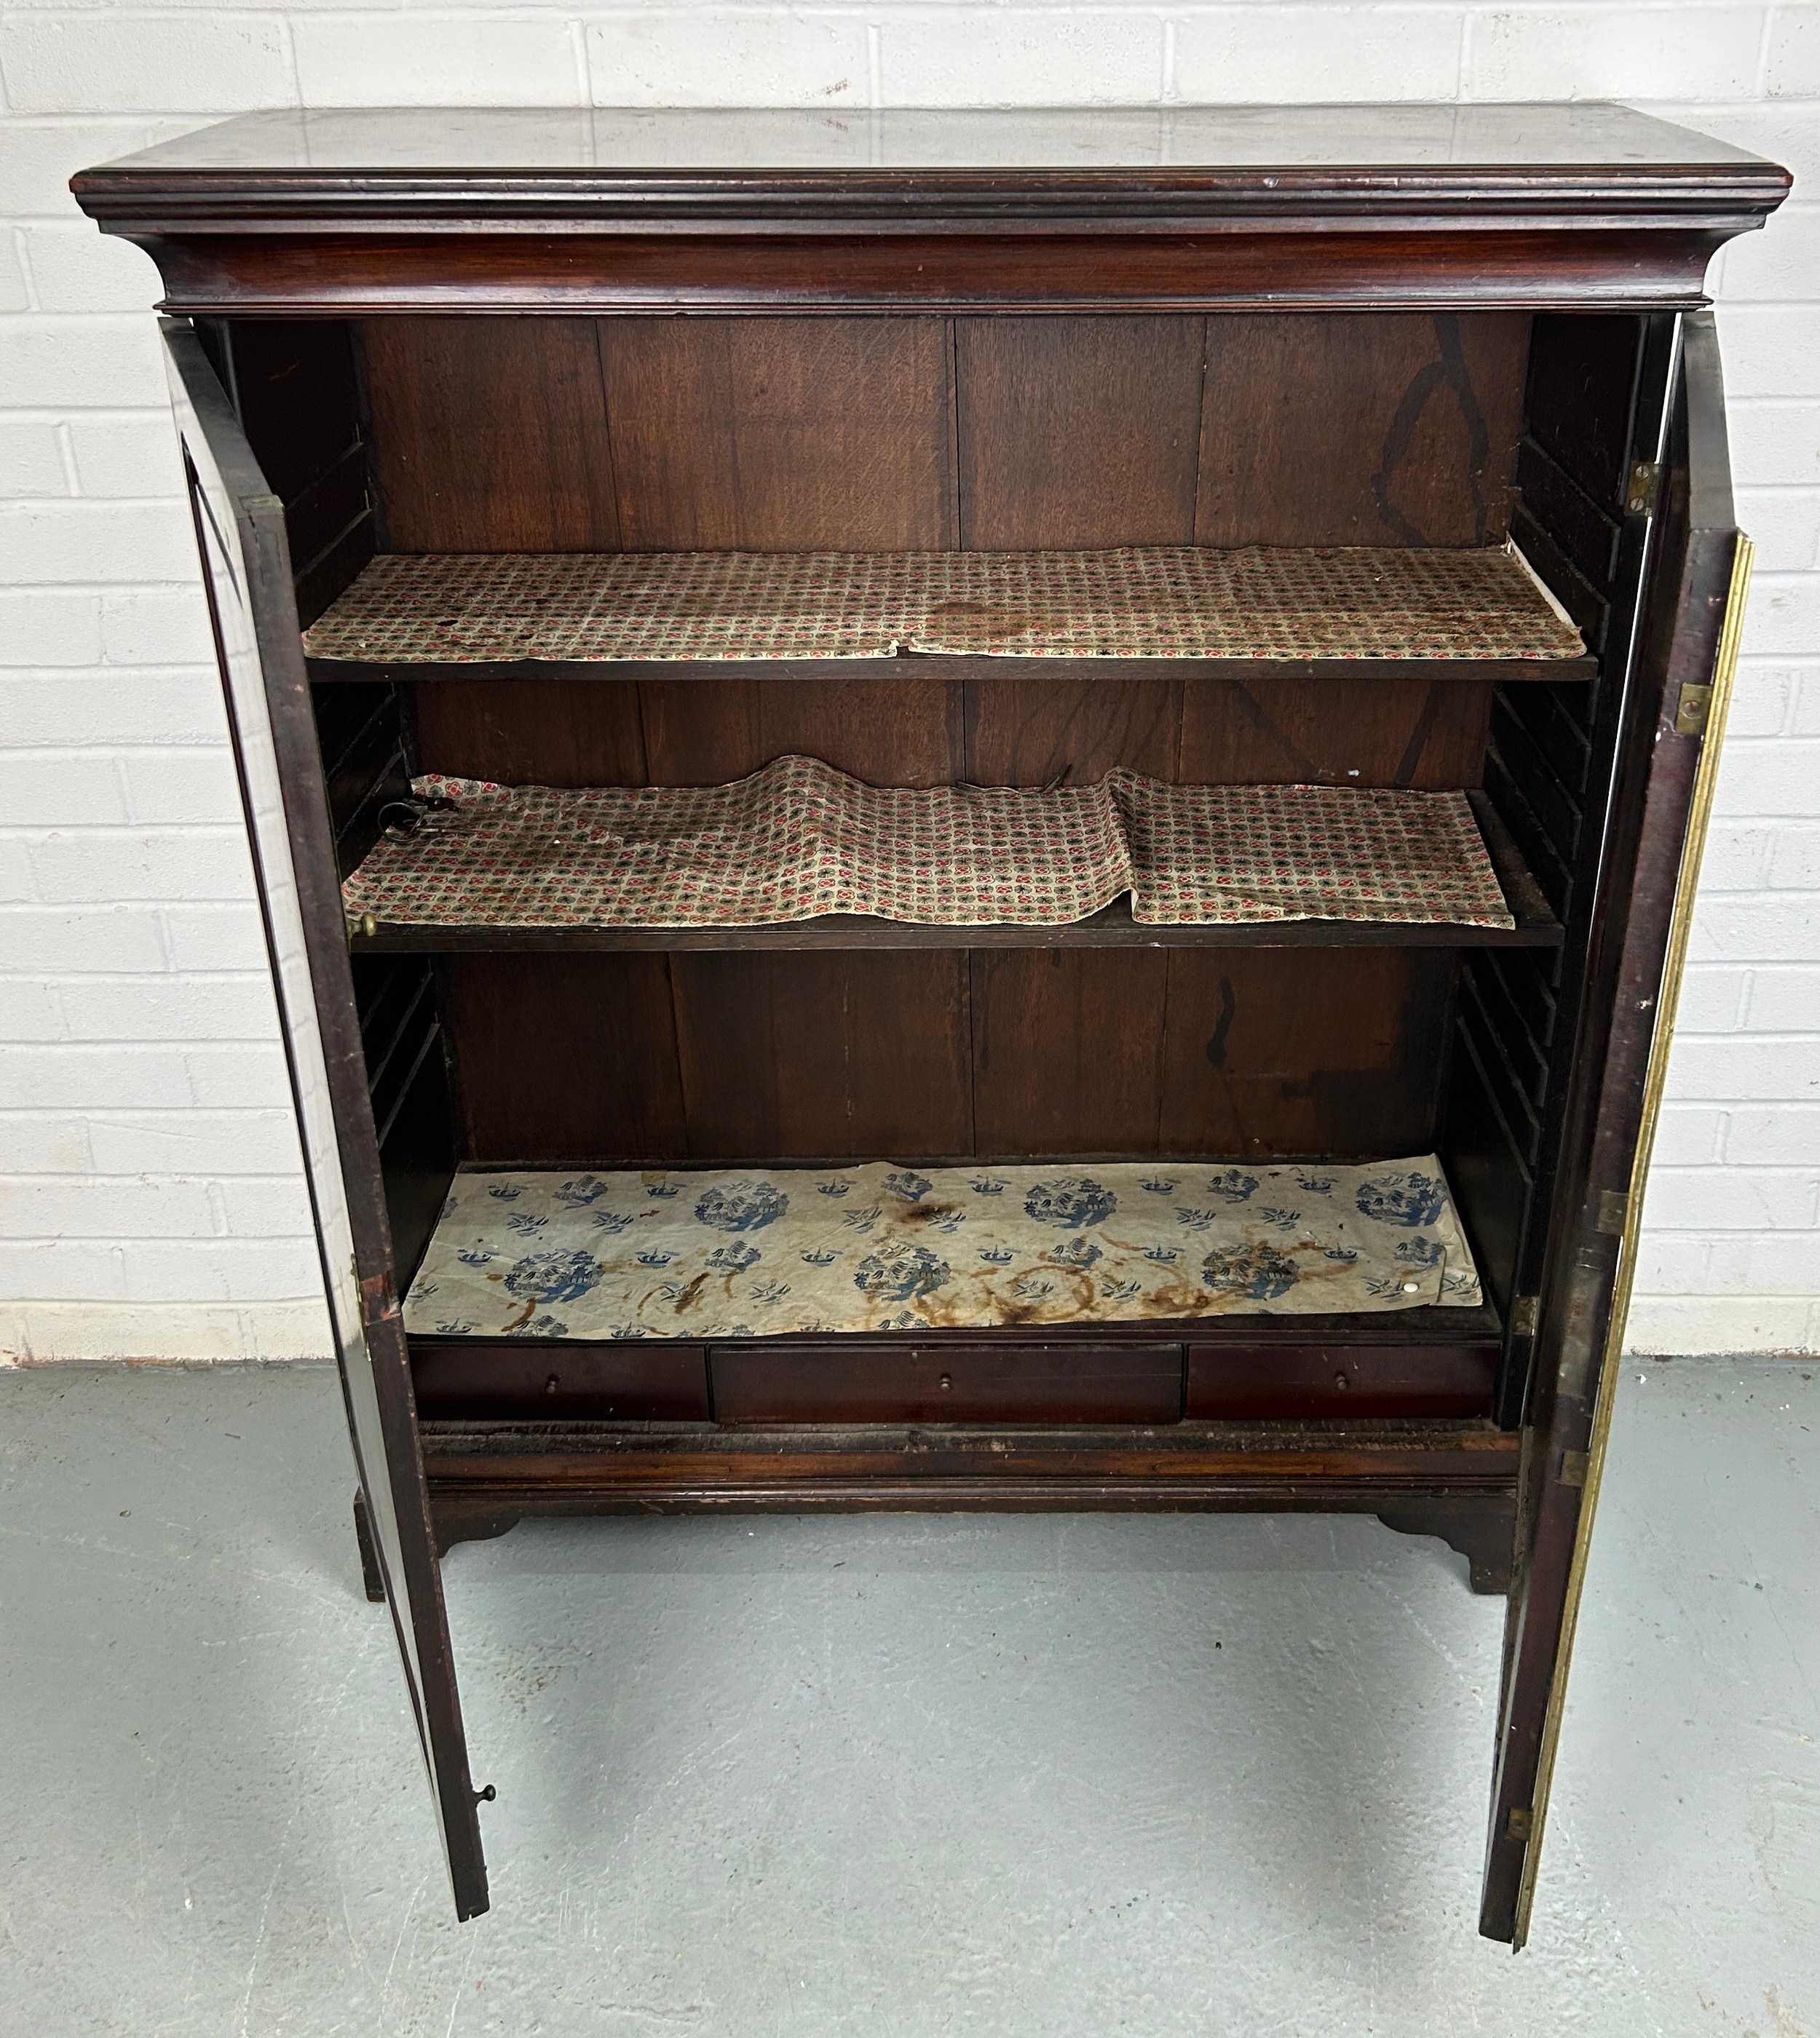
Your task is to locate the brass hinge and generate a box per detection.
[1596,1189,1629,1237]
[1625,461,1663,517]
[1674,682,1714,737]
[1560,1448,1588,1488]
[1507,1807,1534,1842]
[1511,1294,1540,1339]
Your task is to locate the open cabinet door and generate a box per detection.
[163,322,492,1921]
[1479,311,1752,1946]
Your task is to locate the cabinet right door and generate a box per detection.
[1479,310,1752,1946]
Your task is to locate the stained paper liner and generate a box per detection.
[403,1157,1483,1341]
[304,544,1586,666]
[342,758,1516,931]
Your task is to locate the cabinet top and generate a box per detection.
[73,105,1789,317]
[76,103,1787,213]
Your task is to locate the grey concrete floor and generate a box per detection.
[1,1360,1816,2037]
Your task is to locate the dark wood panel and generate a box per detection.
[963,677,1180,785]
[1198,313,1529,547]
[1515,438,1621,592]
[672,951,973,1158]
[1510,504,1611,655]
[1497,679,1594,798]
[411,1338,710,1421]
[956,315,1203,547]
[226,318,363,502]
[1489,691,1584,860]
[413,679,647,787]
[711,1340,1185,1424]
[1178,678,1493,788]
[376,1045,457,1292]
[1522,313,1642,512]
[313,679,407,876]
[226,317,374,624]
[640,676,965,787]
[362,317,621,551]
[970,949,1167,1154]
[283,440,369,580]
[1465,948,1551,1107]
[1187,1341,1497,1419]
[1481,748,1572,922]
[1457,969,1543,1162]
[1159,948,1452,1157]
[1438,1013,1534,1324]
[602,316,952,550]
[1475,943,1559,1065]
[444,953,687,1162]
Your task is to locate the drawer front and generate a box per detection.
[1186,1342,1499,1419]
[411,1339,710,1421]
[710,1341,1186,1425]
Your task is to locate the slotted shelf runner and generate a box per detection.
[403,1157,1484,1341]
[303,543,1586,665]
[344,758,1516,931]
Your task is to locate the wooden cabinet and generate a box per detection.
[75,102,1787,1944]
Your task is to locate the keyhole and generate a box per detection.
[1334,1372,1350,1392]
[545,1374,560,1395]
[938,1373,953,1392]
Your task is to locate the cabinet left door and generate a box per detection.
[164,322,491,1921]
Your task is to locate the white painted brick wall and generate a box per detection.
[0,5,1815,1362]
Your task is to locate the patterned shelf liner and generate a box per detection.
[343,757,1516,931]
[302,543,1586,665]
[404,1157,1484,1341]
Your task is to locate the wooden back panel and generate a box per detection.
[445,945,1451,1167]
[363,311,1526,555]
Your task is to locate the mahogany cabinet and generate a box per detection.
[75,103,1788,1944]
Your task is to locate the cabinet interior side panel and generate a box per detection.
[1442,312,1646,1344]
[221,317,376,625]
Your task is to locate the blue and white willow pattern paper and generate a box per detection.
[403,1157,1481,1340]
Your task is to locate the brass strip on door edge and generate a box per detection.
[1512,532,1754,1948]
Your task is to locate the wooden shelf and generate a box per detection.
[312,650,1597,686]
[353,895,1559,953]
[303,543,1593,679]
[347,788,1556,952]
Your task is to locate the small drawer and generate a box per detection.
[1186,1342,1499,1419]
[709,1340,1185,1425]
[410,1338,709,1421]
